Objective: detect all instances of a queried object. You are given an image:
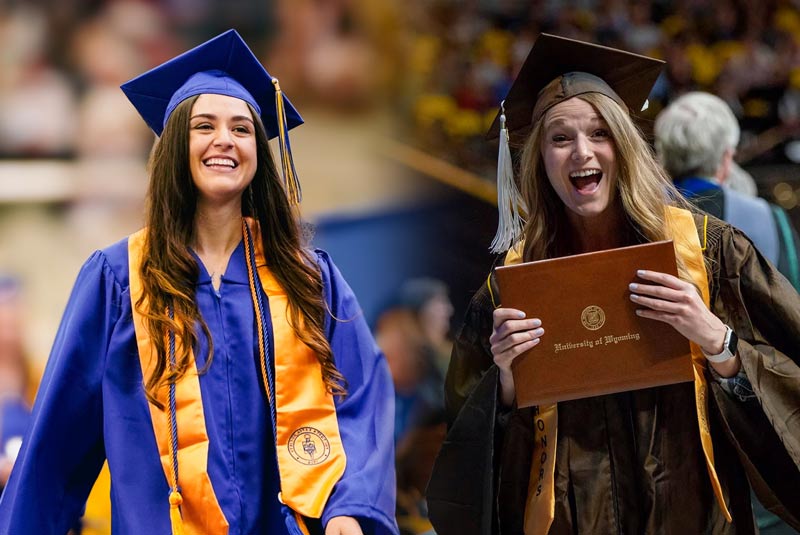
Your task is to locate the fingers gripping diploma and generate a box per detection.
[628,270,739,376]
[490,308,545,406]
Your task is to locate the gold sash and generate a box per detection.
[502,207,731,534]
[128,222,346,534]
[247,220,347,518]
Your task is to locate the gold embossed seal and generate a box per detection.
[581,305,605,330]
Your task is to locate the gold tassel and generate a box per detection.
[490,101,524,254]
[169,490,185,535]
[272,78,302,205]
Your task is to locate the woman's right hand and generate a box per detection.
[490,308,544,407]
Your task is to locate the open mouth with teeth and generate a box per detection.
[569,168,603,194]
[204,157,238,169]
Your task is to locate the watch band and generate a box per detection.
[702,325,738,363]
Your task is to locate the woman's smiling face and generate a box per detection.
[541,97,618,221]
[189,93,258,206]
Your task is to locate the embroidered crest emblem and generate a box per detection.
[581,305,605,330]
[288,427,331,465]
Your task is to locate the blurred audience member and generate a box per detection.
[377,277,453,442]
[655,91,800,291]
[0,7,77,158]
[394,278,453,438]
[375,278,454,535]
[376,307,428,440]
[398,278,454,377]
[268,0,401,108]
[70,3,175,159]
[0,276,32,494]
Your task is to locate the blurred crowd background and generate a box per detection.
[0,1,799,534]
[406,0,800,183]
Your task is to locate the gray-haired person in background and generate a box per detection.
[654,91,800,291]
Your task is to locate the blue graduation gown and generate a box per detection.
[0,238,398,535]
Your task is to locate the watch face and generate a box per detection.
[727,329,738,354]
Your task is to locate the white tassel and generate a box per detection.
[490,103,524,254]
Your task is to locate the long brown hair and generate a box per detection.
[517,92,692,263]
[137,95,345,408]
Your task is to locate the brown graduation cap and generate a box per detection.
[487,33,665,142]
[487,33,665,254]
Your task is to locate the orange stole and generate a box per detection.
[128,225,347,534]
[128,229,228,535]
[512,206,730,534]
[247,220,347,518]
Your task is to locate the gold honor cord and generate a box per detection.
[507,207,729,534]
[243,223,273,408]
[272,78,302,205]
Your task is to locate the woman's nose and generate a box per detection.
[572,136,591,161]
[213,129,234,148]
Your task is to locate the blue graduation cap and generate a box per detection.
[121,29,304,203]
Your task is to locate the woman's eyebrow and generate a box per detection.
[190,113,254,124]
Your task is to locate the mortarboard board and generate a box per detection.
[488,33,665,142]
[488,34,665,253]
[121,29,302,139]
[120,29,304,203]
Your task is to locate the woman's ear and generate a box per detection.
[715,148,735,185]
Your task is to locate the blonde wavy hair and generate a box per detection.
[517,92,692,263]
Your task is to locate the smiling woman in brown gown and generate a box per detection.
[426,34,800,535]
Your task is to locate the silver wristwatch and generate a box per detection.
[702,325,738,363]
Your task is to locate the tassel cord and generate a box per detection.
[272,78,302,205]
[242,221,278,431]
[490,106,524,254]
[167,305,185,535]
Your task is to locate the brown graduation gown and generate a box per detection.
[427,214,800,534]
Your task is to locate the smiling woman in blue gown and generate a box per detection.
[0,30,398,535]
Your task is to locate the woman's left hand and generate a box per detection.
[325,516,363,535]
[629,270,740,376]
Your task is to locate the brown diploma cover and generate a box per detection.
[495,240,693,408]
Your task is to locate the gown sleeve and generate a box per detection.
[428,280,500,535]
[707,224,800,527]
[443,282,496,427]
[315,251,399,535]
[0,251,122,535]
